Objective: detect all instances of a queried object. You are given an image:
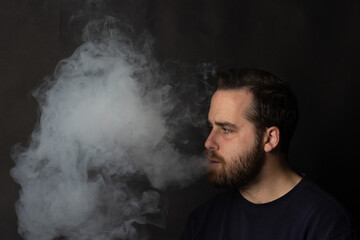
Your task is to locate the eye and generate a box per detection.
[222,128,232,134]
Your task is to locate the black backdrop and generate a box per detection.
[1,0,360,239]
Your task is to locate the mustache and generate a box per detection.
[204,149,225,163]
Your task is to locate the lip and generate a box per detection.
[209,159,220,163]
[208,158,221,166]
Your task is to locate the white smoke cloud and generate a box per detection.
[11,17,205,240]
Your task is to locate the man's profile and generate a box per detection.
[181,68,357,239]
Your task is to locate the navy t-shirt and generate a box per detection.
[182,176,357,240]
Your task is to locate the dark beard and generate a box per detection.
[206,137,264,189]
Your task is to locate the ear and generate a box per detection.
[263,126,280,152]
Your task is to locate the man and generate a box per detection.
[181,68,357,239]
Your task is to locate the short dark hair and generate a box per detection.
[216,68,299,153]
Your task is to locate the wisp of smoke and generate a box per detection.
[11,17,205,240]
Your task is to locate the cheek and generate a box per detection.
[240,127,259,147]
[219,139,242,160]
[222,133,256,157]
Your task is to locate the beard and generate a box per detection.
[206,135,264,189]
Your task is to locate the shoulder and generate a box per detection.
[181,190,236,240]
[299,177,350,219]
[186,189,236,227]
[190,189,235,218]
[296,177,357,239]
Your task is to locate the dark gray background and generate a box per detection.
[1,0,359,239]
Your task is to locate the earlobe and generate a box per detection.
[263,127,280,152]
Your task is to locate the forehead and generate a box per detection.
[209,89,253,121]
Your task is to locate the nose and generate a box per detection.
[204,130,219,151]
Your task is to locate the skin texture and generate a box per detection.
[205,89,302,204]
[205,89,264,188]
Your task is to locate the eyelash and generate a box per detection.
[208,126,233,134]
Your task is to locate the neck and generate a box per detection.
[239,153,302,204]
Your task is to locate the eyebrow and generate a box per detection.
[208,120,238,130]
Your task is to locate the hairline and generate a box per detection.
[214,87,264,134]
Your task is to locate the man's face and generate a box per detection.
[205,89,264,189]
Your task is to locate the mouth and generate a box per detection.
[204,150,223,168]
[208,158,221,167]
[209,159,220,163]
